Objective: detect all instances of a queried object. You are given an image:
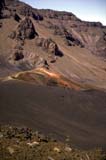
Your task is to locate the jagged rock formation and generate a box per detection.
[35,37,63,57]
[38,9,80,21]
[9,37,62,69]
[17,5,44,21]
[64,30,84,47]
[5,0,44,21]
[11,17,38,40]
[17,17,38,40]
[51,26,84,47]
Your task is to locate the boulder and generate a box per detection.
[64,146,72,152]
[53,147,61,153]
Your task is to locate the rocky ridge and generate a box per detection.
[0,0,106,58]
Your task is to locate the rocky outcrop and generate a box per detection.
[32,12,43,21]
[35,37,63,57]
[52,26,84,47]
[13,50,24,61]
[3,10,21,21]
[16,4,43,21]
[0,0,5,18]
[13,13,21,22]
[39,9,79,21]
[35,57,49,68]
[9,17,38,40]
[5,0,106,57]
[18,5,33,17]
[64,30,84,47]
[17,17,38,40]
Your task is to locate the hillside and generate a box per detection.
[0,0,106,90]
[0,0,106,158]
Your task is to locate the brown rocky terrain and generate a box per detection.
[0,0,106,158]
[0,125,106,160]
[0,0,106,90]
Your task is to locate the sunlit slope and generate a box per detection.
[0,9,106,91]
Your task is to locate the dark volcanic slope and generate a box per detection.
[0,80,106,150]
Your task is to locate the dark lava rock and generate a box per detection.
[13,50,24,61]
[35,37,63,57]
[32,12,43,21]
[13,13,21,22]
[0,0,5,10]
[16,17,38,40]
[53,26,84,47]
[0,0,5,18]
[65,32,84,47]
